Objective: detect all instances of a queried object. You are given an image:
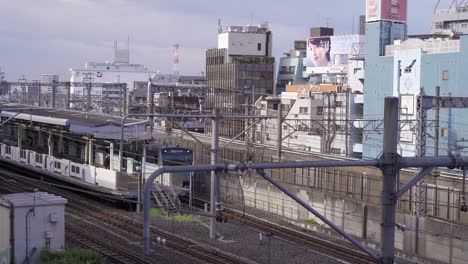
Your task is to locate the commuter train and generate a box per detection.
[0,142,194,194]
[126,146,194,189]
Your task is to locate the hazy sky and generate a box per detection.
[0,0,449,80]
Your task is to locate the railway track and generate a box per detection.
[65,225,155,264]
[0,164,255,264]
[182,196,377,264]
[222,209,377,264]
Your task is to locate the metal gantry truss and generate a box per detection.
[0,81,127,115]
[415,92,468,219]
[141,97,468,264]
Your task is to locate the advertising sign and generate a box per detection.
[306,35,363,74]
[366,0,407,23]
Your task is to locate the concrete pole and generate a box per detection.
[109,142,114,171]
[88,139,93,166]
[48,131,53,156]
[66,82,71,110]
[434,86,440,157]
[380,97,400,264]
[17,126,22,149]
[58,131,64,157]
[52,84,57,109]
[84,142,89,164]
[277,103,283,160]
[37,129,43,148]
[210,108,220,240]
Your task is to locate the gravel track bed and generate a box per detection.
[65,205,202,264]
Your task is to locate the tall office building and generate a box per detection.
[206,24,275,108]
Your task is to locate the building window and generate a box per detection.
[441,128,449,137]
[54,161,61,169]
[257,43,262,51]
[35,154,42,164]
[20,150,26,159]
[462,23,468,29]
[299,107,308,114]
[442,70,449,80]
[316,106,324,115]
[5,145,11,155]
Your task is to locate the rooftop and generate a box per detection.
[0,192,67,207]
[0,104,152,140]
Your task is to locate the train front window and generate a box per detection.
[161,148,193,166]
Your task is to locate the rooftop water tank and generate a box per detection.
[243,26,258,33]
[228,26,243,32]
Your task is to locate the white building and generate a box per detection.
[432,5,468,35]
[217,23,273,58]
[258,84,364,158]
[69,40,158,113]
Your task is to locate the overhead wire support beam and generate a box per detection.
[396,167,434,199]
[255,169,380,262]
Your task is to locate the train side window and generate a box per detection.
[76,167,80,174]
[71,165,75,173]
[54,161,61,169]
[5,146,11,155]
[20,150,26,159]
[35,154,42,163]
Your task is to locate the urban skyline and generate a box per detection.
[0,0,445,80]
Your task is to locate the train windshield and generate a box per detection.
[160,148,193,166]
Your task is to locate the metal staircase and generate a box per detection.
[152,184,181,216]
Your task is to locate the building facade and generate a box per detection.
[206,24,275,109]
[363,0,468,158]
[432,5,468,35]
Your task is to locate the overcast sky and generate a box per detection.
[0,0,451,80]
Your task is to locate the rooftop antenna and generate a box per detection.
[218,18,223,34]
[173,43,180,79]
[325,17,331,28]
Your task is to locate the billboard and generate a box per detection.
[306,35,363,74]
[366,0,407,23]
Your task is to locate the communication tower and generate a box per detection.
[173,43,180,79]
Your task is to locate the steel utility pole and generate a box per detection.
[277,103,283,160]
[434,86,440,157]
[379,97,399,264]
[210,109,220,240]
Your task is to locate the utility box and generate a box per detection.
[0,192,67,264]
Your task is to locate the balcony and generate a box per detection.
[354,94,364,104]
[354,68,365,80]
[353,143,363,153]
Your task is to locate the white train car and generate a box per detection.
[43,154,55,173]
[18,149,30,164]
[36,153,46,169]
[82,165,96,185]
[53,159,70,177]
[69,162,83,180]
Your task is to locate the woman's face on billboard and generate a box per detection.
[309,41,330,67]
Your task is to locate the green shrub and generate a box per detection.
[150,208,195,222]
[39,248,103,264]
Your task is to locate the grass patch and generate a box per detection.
[306,219,318,225]
[150,208,195,222]
[39,247,103,264]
